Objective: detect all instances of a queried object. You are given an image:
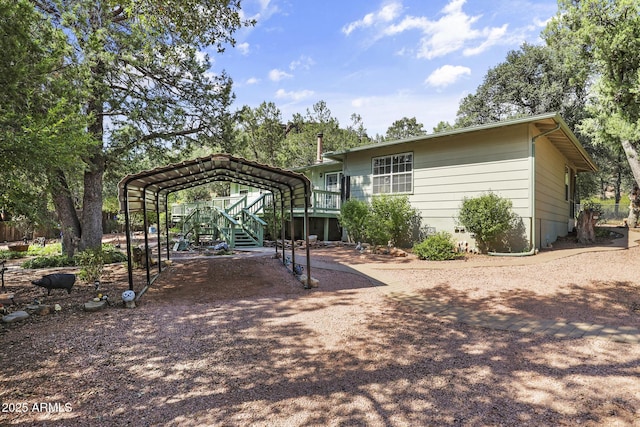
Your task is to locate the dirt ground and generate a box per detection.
[0,232,639,426]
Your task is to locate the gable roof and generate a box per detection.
[324,113,597,173]
[118,154,311,213]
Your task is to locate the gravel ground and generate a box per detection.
[0,231,639,426]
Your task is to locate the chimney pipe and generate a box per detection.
[316,133,324,164]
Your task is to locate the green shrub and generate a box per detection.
[19,244,125,271]
[458,192,518,253]
[21,255,75,269]
[27,242,62,257]
[413,232,460,260]
[339,199,370,243]
[75,248,106,283]
[370,195,418,247]
[0,250,27,261]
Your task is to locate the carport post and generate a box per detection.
[280,194,286,266]
[304,193,311,289]
[142,187,151,286]
[123,182,134,291]
[272,191,279,259]
[155,192,162,273]
[289,189,295,273]
[164,192,171,262]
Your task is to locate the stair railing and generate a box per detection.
[240,209,267,246]
[213,207,240,247]
[225,195,247,220]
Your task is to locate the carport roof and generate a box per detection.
[118,154,311,213]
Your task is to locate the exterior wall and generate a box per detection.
[298,162,343,191]
[229,183,263,200]
[343,125,533,250]
[534,126,573,247]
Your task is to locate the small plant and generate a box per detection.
[370,195,418,247]
[339,199,369,243]
[413,232,460,260]
[21,255,75,269]
[458,192,518,253]
[75,248,105,284]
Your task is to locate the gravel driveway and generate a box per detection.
[1,229,639,426]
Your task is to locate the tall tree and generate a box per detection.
[32,0,252,255]
[281,101,368,167]
[384,117,426,140]
[544,0,640,188]
[236,102,287,167]
[0,0,90,226]
[455,43,588,128]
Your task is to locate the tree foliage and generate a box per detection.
[455,43,588,128]
[544,0,640,187]
[0,0,90,225]
[27,0,252,255]
[384,117,427,141]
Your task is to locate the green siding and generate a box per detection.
[344,125,532,241]
[535,131,572,245]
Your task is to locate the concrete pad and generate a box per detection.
[581,324,606,337]
[525,319,558,334]
[552,323,577,338]
[565,323,592,338]
[506,319,535,332]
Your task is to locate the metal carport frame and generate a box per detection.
[118,154,313,296]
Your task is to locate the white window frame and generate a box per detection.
[325,172,341,192]
[372,152,413,194]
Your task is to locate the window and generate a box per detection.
[324,172,342,209]
[325,173,341,192]
[372,153,413,194]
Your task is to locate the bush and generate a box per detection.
[370,195,418,247]
[340,196,419,247]
[339,199,370,243]
[458,192,518,253]
[413,232,460,260]
[21,255,75,269]
[19,244,125,271]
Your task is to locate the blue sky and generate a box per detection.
[208,0,559,136]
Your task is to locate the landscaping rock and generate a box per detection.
[298,276,320,288]
[84,300,107,312]
[2,310,29,323]
[25,304,52,315]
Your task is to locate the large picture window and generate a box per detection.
[372,152,413,194]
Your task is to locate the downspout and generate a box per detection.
[489,122,561,257]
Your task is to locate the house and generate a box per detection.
[172,113,596,251]
[319,112,597,251]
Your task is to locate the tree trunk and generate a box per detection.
[628,186,639,228]
[576,209,597,244]
[50,169,81,257]
[621,139,640,187]
[79,153,105,251]
[79,70,106,252]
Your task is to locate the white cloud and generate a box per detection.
[348,0,511,60]
[289,55,315,71]
[462,24,507,56]
[275,89,315,101]
[268,69,293,82]
[246,77,260,85]
[342,2,403,35]
[425,65,471,87]
[237,42,250,55]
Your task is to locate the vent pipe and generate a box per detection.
[315,133,324,164]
